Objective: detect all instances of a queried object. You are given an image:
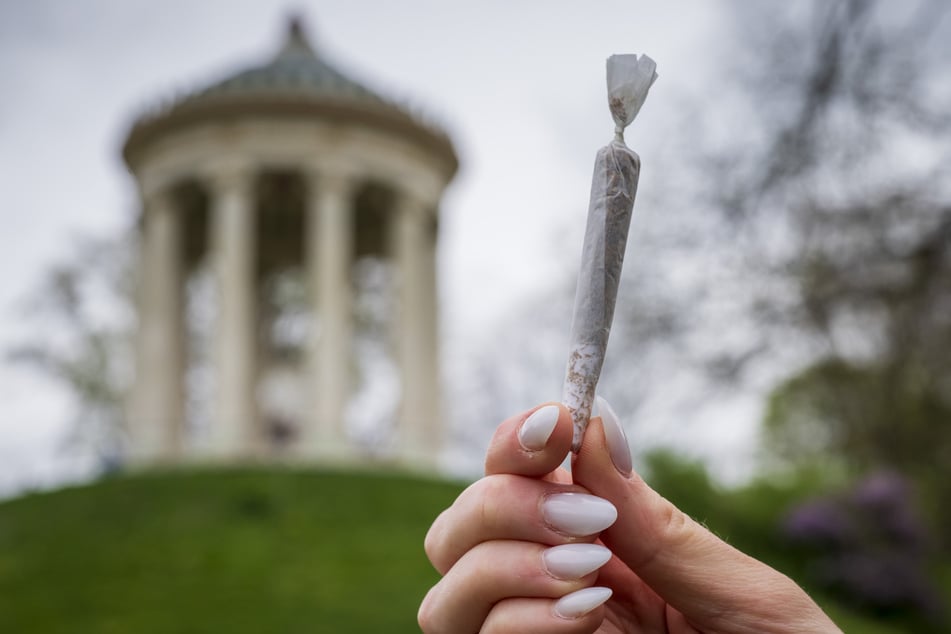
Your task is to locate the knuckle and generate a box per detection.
[656,499,692,550]
[657,497,690,542]
[464,474,517,527]
[472,472,515,499]
[640,494,693,568]
[424,474,522,574]
[464,542,501,581]
[416,588,437,632]
[423,510,447,570]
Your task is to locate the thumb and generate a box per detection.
[572,397,836,631]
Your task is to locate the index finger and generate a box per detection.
[484,403,574,478]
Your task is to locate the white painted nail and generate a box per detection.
[518,405,559,451]
[542,493,617,536]
[554,587,613,619]
[596,395,632,476]
[543,544,612,580]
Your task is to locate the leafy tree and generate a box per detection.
[7,234,135,467]
[700,0,951,540]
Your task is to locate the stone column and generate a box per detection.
[130,187,185,463]
[393,191,441,467]
[208,167,257,458]
[304,169,355,459]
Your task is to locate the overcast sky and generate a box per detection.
[0,1,736,495]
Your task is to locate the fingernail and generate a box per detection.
[554,587,613,619]
[596,395,632,476]
[542,493,617,536]
[518,405,559,451]
[543,544,612,580]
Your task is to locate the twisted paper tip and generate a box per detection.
[607,54,658,142]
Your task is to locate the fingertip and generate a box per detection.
[574,418,622,484]
[484,403,574,477]
[527,402,574,446]
[518,404,560,451]
[553,586,613,620]
[423,509,451,574]
[481,596,606,633]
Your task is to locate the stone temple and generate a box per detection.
[122,18,458,468]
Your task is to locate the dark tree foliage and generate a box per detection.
[700,0,951,544]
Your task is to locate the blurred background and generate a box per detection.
[1,0,949,631]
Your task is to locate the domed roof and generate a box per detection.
[122,17,457,173]
[190,17,384,107]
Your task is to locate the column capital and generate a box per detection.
[387,169,444,209]
[394,186,440,220]
[303,163,363,195]
[202,161,256,194]
[139,187,174,214]
[138,178,177,211]
[135,164,190,205]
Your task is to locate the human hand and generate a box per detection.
[420,403,617,632]
[419,400,842,633]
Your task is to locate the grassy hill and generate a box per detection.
[0,466,935,632]
[0,468,464,633]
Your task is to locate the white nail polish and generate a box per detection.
[518,405,559,451]
[554,587,613,619]
[596,395,632,476]
[542,493,617,536]
[543,544,612,580]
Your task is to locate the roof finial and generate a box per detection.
[278,13,316,58]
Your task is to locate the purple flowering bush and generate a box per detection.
[782,472,945,623]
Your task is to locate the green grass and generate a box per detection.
[0,466,942,632]
[0,467,465,633]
